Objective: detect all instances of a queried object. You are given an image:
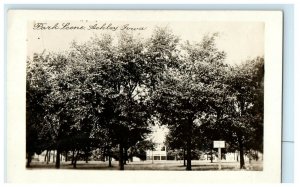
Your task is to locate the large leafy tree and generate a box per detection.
[152,34,227,170]
[26,53,52,167]
[223,57,264,169]
[26,52,76,168]
[41,53,76,168]
[68,31,155,170]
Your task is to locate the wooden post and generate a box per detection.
[213,141,225,170]
[152,149,154,164]
[218,147,221,170]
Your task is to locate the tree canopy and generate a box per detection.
[26,27,264,170]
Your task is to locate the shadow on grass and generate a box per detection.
[27,161,262,171]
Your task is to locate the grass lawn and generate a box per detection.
[27,160,263,171]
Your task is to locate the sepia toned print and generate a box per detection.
[7,10,283,183]
[26,20,264,171]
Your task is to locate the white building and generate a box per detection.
[146,143,167,160]
[145,123,168,161]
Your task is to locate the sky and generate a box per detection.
[27,21,264,143]
[27,21,264,65]
[148,124,169,144]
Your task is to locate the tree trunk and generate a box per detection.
[107,147,112,167]
[183,149,186,166]
[55,149,60,169]
[123,147,128,165]
[255,150,258,161]
[26,152,32,167]
[44,150,48,162]
[65,151,68,162]
[238,139,245,169]
[84,148,89,163]
[186,140,192,170]
[186,118,192,171]
[71,150,75,165]
[109,155,112,167]
[85,150,89,163]
[47,150,50,164]
[73,150,78,168]
[53,150,56,163]
[249,150,252,164]
[152,149,154,164]
[119,143,124,170]
[210,149,213,163]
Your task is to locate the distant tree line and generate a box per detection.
[26,27,264,170]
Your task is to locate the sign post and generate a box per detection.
[213,141,225,170]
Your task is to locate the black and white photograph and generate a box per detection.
[7,10,283,183]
